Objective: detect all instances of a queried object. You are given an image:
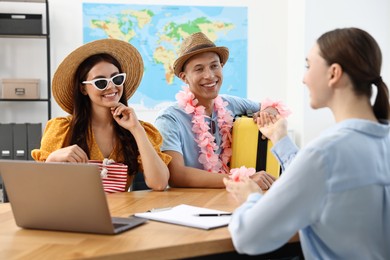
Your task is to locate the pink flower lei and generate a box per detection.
[176,86,234,173]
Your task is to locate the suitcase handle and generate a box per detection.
[234,110,254,120]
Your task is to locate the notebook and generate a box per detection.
[0,159,148,235]
[135,204,232,230]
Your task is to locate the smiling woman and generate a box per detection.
[31,39,171,193]
[224,27,390,259]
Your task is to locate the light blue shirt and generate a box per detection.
[228,119,390,259]
[154,95,259,170]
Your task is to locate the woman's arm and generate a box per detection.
[112,104,170,191]
[131,126,170,191]
[32,117,88,163]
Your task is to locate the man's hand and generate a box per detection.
[256,113,288,144]
[250,170,276,191]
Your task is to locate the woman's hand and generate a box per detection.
[45,144,89,163]
[223,176,262,204]
[111,103,142,133]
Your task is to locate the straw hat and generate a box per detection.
[173,32,229,77]
[52,38,144,114]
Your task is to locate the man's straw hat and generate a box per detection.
[52,38,144,114]
[173,32,229,77]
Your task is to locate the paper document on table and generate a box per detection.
[134,204,231,230]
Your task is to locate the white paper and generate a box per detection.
[134,204,231,230]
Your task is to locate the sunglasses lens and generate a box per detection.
[94,80,108,90]
[112,74,125,85]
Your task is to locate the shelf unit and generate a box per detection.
[0,0,51,120]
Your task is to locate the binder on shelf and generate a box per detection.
[0,175,4,202]
[27,123,42,160]
[1,181,8,203]
[12,123,27,160]
[0,124,13,160]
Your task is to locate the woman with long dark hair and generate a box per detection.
[224,27,390,259]
[32,39,171,192]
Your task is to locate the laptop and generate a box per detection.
[0,159,148,235]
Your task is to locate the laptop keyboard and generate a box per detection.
[113,223,128,229]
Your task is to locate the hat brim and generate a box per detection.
[52,39,144,114]
[173,46,229,77]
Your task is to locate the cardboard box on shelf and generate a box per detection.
[1,79,40,99]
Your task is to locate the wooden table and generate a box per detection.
[0,188,300,259]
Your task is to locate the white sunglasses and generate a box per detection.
[82,73,126,91]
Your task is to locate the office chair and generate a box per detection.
[131,171,150,191]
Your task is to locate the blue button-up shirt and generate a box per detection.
[228,119,390,259]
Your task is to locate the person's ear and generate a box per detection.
[328,63,343,87]
[80,84,88,95]
[179,72,188,84]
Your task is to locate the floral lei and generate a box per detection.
[176,86,233,173]
[175,86,292,181]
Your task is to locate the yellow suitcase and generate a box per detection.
[230,116,281,179]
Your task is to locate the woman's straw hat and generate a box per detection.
[173,32,229,77]
[52,38,144,114]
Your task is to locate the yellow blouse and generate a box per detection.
[32,116,171,190]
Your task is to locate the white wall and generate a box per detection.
[299,0,390,145]
[1,0,389,147]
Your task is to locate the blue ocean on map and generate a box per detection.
[83,3,247,110]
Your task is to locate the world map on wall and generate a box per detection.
[83,3,248,110]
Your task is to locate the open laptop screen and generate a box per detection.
[0,160,147,234]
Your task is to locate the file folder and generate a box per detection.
[1,181,8,203]
[0,175,4,202]
[12,123,28,160]
[0,123,13,160]
[27,123,42,160]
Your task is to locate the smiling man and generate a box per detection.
[154,32,277,189]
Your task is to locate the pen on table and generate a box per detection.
[194,213,232,217]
